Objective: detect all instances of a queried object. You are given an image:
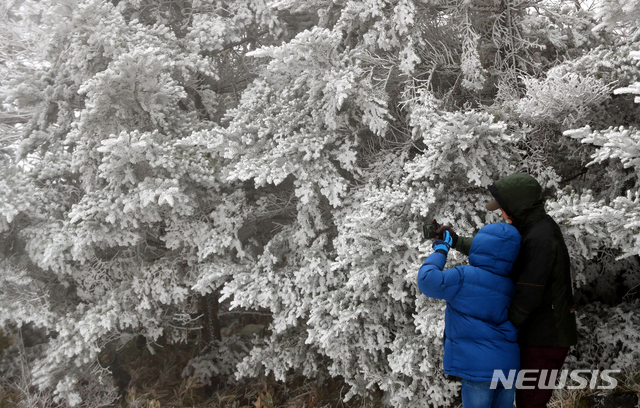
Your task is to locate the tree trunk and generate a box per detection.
[199,291,221,351]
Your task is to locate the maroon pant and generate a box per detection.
[516,346,570,408]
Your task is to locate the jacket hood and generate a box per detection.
[468,222,521,276]
[488,173,547,233]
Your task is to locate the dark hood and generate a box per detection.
[488,174,547,234]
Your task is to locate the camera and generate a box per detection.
[422,219,441,240]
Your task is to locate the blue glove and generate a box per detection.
[432,230,453,255]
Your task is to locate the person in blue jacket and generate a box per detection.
[418,223,521,408]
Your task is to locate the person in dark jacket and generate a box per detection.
[418,223,521,408]
[439,174,578,408]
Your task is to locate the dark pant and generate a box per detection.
[516,346,570,408]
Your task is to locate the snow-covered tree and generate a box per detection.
[2,0,640,406]
[0,0,283,405]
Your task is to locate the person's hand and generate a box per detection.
[432,230,453,254]
[435,226,458,248]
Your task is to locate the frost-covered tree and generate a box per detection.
[0,0,284,405]
[3,0,640,407]
[217,1,640,406]
[210,1,576,405]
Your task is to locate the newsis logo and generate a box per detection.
[490,369,621,390]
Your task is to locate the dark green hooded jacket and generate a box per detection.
[457,174,578,347]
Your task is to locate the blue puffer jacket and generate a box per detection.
[418,222,521,381]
